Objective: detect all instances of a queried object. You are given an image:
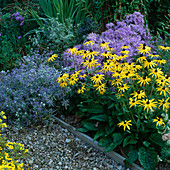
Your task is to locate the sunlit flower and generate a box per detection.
[129,98,141,108]
[137,76,151,86]
[154,59,166,65]
[153,117,165,126]
[117,83,130,93]
[120,49,129,55]
[79,74,87,79]
[121,45,130,49]
[143,59,157,69]
[91,74,105,85]
[94,83,106,94]
[59,80,67,88]
[117,120,132,131]
[80,50,90,59]
[86,49,99,59]
[67,47,78,55]
[111,78,123,87]
[159,45,170,51]
[47,54,58,62]
[137,44,151,55]
[68,76,78,86]
[77,84,86,94]
[130,90,146,100]
[156,86,170,97]
[99,41,109,49]
[84,40,95,46]
[140,99,157,113]
[121,70,135,79]
[136,55,147,63]
[101,51,112,59]
[57,73,69,83]
[158,98,170,110]
[82,58,100,70]
[149,53,159,58]
[149,68,163,78]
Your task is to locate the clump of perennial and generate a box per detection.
[57,42,170,131]
[0,111,29,169]
[0,50,70,128]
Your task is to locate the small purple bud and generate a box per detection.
[18,36,22,39]
[20,21,24,26]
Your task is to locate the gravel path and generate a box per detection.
[4,121,127,170]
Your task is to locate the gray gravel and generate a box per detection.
[3,121,128,170]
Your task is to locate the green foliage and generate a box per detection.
[0,34,21,71]
[0,2,38,71]
[76,0,169,36]
[125,149,138,168]
[37,0,82,24]
[27,17,79,55]
[138,147,158,170]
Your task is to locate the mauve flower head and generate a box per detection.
[15,15,22,21]
[62,11,155,76]
[106,23,114,29]
[86,32,99,42]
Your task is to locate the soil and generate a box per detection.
[56,113,170,170]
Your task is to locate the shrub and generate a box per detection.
[29,17,80,55]
[0,111,29,169]
[0,49,71,128]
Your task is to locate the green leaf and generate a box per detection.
[29,9,44,28]
[98,137,112,147]
[105,125,115,136]
[77,128,88,132]
[138,147,158,170]
[104,133,122,152]
[109,117,115,126]
[108,103,115,109]
[136,119,141,130]
[93,130,105,141]
[123,136,132,147]
[125,149,138,168]
[143,141,151,147]
[89,115,107,121]
[104,142,117,152]
[112,133,123,144]
[149,133,165,148]
[82,122,98,131]
[86,104,104,114]
[123,136,137,147]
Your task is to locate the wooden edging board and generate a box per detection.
[53,116,144,170]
